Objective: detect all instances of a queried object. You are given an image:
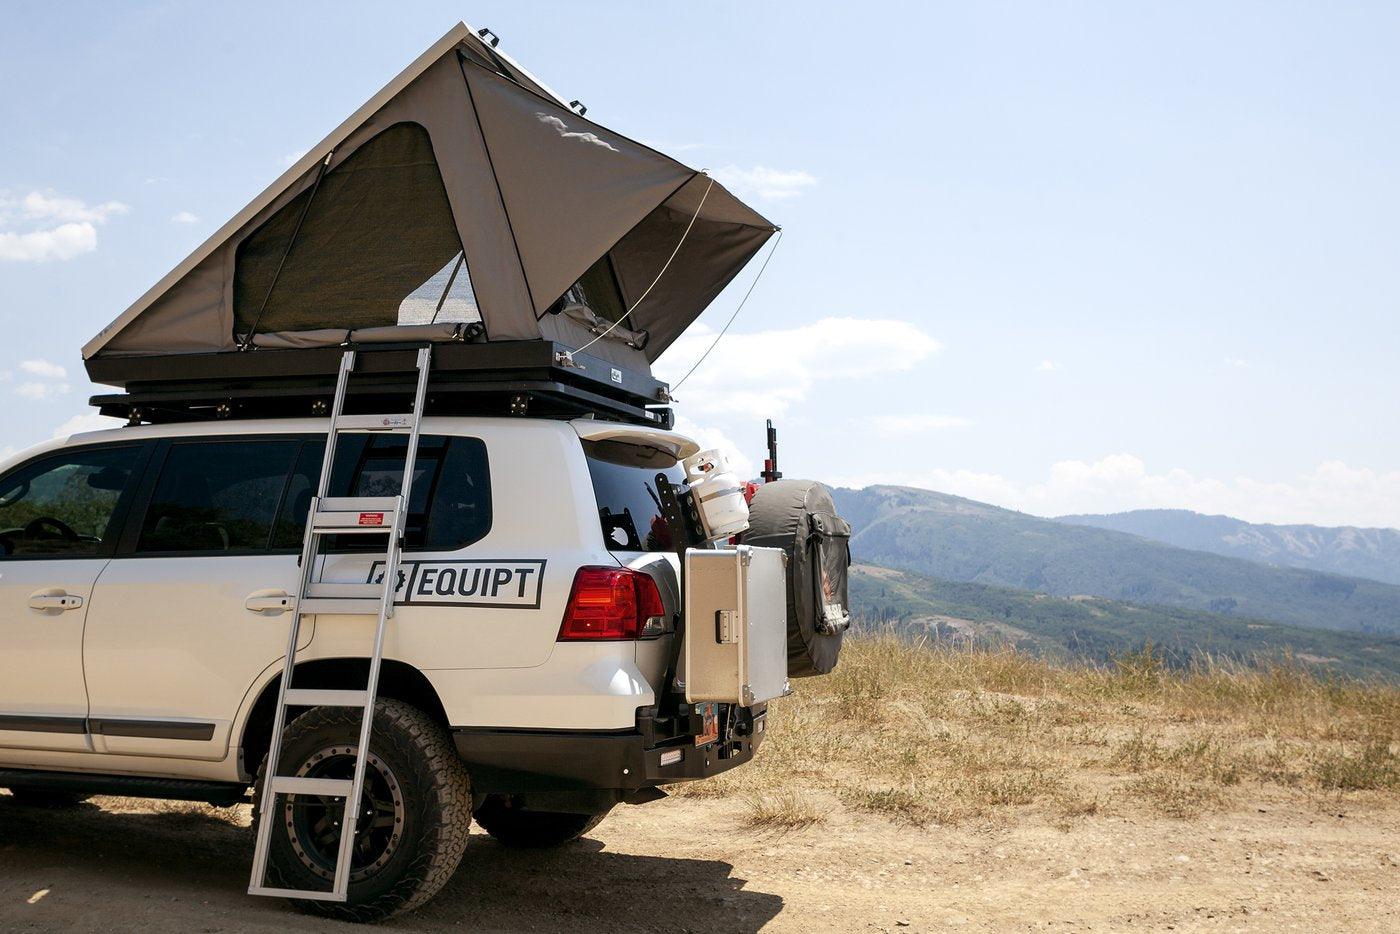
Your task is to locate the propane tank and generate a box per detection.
[682,449,750,541]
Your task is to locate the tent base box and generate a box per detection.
[683,546,790,706]
[85,339,671,428]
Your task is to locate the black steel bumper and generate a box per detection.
[452,703,766,812]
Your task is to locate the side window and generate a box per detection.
[0,446,141,558]
[582,440,685,552]
[136,439,299,554]
[273,435,491,552]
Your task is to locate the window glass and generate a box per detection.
[137,440,299,553]
[582,440,684,552]
[0,446,140,558]
[273,435,491,552]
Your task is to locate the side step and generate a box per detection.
[0,768,247,806]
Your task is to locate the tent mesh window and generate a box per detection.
[556,255,628,324]
[234,122,477,337]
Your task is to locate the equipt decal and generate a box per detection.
[367,559,547,609]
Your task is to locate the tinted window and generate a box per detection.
[137,440,299,553]
[0,446,140,558]
[583,440,685,552]
[273,435,491,552]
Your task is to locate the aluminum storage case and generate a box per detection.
[682,545,789,705]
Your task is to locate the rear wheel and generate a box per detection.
[473,796,610,848]
[252,699,470,922]
[4,788,91,808]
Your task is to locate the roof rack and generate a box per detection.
[87,340,673,429]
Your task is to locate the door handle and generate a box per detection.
[29,590,83,612]
[245,591,293,615]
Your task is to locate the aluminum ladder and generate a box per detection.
[248,345,432,902]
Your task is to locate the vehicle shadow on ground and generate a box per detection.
[0,797,783,933]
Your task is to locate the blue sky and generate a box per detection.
[2,1,1398,526]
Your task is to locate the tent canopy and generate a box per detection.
[84,22,774,378]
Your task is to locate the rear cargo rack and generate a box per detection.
[87,340,672,428]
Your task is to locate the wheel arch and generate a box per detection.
[238,658,450,782]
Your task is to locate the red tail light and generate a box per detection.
[558,566,667,641]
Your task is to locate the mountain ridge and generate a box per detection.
[1055,508,1400,585]
[831,485,1400,637]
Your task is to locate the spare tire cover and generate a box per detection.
[745,480,852,678]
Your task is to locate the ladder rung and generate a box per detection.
[248,886,346,902]
[307,582,385,600]
[335,414,415,433]
[284,688,369,707]
[311,510,398,532]
[298,597,382,616]
[319,496,401,512]
[269,776,354,797]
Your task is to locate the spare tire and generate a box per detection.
[744,480,852,677]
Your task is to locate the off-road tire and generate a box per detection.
[4,788,91,808]
[252,699,470,922]
[473,796,610,848]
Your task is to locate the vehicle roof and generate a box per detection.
[3,416,700,470]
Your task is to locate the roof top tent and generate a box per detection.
[83,22,775,428]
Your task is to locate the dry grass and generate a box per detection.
[673,630,1400,828]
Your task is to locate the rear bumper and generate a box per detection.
[452,703,766,810]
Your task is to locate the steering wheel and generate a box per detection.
[24,516,80,542]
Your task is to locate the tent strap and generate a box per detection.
[238,150,336,350]
[671,227,783,392]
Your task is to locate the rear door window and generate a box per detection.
[273,434,491,552]
[582,440,685,552]
[136,439,300,554]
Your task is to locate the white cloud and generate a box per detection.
[871,414,973,435]
[534,113,618,151]
[280,150,307,167]
[0,222,98,261]
[1035,360,1058,372]
[170,210,199,224]
[19,359,66,380]
[657,316,942,418]
[0,190,128,262]
[831,453,1400,529]
[16,381,69,400]
[14,191,127,224]
[1224,357,1249,368]
[712,165,817,201]
[53,412,123,438]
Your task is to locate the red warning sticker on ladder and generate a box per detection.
[358,513,385,526]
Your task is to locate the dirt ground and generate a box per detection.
[1,790,1396,933]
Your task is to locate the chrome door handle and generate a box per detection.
[245,592,293,615]
[29,591,83,612]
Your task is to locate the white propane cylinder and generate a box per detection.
[682,449,751,540]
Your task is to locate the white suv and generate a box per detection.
[0,415,783,919]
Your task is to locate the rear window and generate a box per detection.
[582,440,685,552]
[273,434,491,552]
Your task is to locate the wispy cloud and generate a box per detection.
[712,165,817,201]
[19,359,66,380]
[832,454,1400,529]
[1035,360,1058,372]
[0,190,128,262]
[5,358,70,399]
[656,316,941,417]
[170,210,199,225]
[1224,356,1249,368]
[53,412,122,438]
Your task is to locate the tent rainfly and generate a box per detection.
[83,22,775,386]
